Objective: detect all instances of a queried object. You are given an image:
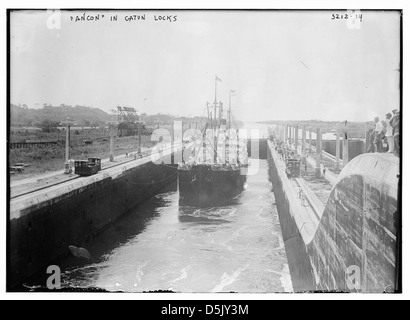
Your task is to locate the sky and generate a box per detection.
[10,10,401,122]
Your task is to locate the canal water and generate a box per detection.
[34,158,290,293]
[22,123,292,293]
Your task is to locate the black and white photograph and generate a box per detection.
[4,2,407,300]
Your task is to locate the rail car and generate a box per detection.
[74,157,102,176]
[285,157,300,178]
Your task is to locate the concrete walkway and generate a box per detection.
[296,145,339,186]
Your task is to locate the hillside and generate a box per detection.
[10,104,112,127]
[10,104,209,129]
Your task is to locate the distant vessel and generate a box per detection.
[178,78,248,207]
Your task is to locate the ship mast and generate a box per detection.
[228,90,235,130]
[214,77,218,129]
[228,93,231,131]
[214,76,219,162]
[228,90,240,165]
[219,101,223,123]
[206,102,211,124]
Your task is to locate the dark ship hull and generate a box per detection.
[178,164,246,207]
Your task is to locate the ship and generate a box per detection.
[178,77,248,207]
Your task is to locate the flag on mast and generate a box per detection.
[215,75,223,82]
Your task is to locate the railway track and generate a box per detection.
[10,143,182,201]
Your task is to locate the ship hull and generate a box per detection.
[178,165,246,207]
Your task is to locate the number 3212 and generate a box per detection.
[331,13,349,20]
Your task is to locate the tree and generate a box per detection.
[91,121,101,128]
[118,122,143,137]
[82,120,91,127]
[39,119,59,132]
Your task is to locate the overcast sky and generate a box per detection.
[10,10,401,122]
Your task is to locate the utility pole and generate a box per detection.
[138,120,142,157]
[295,124,299,152]
[62,117,74,174]
[290,125,293,145]
[302,125,306,164]
[316,127,321,177]
[335,131,341,170]
[343,128,349,167]
[107,120,118,162]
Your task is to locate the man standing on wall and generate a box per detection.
[385,113,394,153]
[367,128,375,153]
[374,116,384,153]
[391,109,400,156]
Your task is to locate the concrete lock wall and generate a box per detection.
[267,142,399,292]
[308,153,399,292]
[9,151,179,288]
[267,143,316,291]
[322,140,364,162]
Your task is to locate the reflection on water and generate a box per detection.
[38,159,292,292]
